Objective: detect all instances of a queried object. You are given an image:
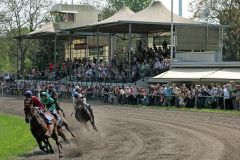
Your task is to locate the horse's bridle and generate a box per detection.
[24,99,34,123]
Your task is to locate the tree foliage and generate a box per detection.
[100,0,153,20]
[0,0,53,73]
[108,0,153,12]
[189,0,240,61]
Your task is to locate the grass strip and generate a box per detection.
[0,113,36,160]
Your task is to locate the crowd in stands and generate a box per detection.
[1,79,240,110]
[0,73,15,82]
[12,42,171,83]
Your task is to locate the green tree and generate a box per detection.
[100,0,153,20]
[35,39,65,71]
[108,0,153,12]
[0,37,14,72]
[0,0,53,73]
[189,0,240,61]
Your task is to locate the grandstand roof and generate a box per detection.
[69,1,210,34]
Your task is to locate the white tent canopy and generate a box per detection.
[152,68,220,82]
[71,6,135,31]
[94,6,135,26]
[151,68,240,82]
[202,68,240,81]
[69,0,204,33]
[122,1,200,25]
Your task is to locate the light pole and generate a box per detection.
[170,0,174,66]
[203,7,210,51]
[179,0,182,16]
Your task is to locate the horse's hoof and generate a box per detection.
[93,126,98,132]
[40,146,48,153]
[59,153,63,158]
[50,149,54,154]
[72,133,76,137]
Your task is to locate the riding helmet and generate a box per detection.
[25,90,32,97]
[75,86,80,90]
[40,92,47,97]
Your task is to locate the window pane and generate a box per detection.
[68,13,75,22]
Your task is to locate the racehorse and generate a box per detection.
[73,99,98,132]
[24,99,63,158]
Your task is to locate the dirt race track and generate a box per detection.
[1,97,240,160]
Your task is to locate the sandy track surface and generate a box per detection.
[1,97,240,160]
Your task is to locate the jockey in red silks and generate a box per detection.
[25,90,45,109]
[31,95,45,110]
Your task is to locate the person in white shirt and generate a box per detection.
[223,84,231,109]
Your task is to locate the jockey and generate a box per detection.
[72,85,81,102]
[24,90,45,110]
[24,90,53,137]
[73,91,95,123]
[40,92,61,123]
[46,84,65,116]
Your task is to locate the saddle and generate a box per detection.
[36,109,53,124]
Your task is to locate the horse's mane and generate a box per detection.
[24,98,45,125]
[24,98,33,107]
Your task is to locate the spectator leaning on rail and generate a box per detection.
[163,83,172,107]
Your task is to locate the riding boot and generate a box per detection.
[53,112,61,125]
[45,124,54,138]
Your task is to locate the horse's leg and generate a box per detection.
[90,120,98,132]
[61,118,76,137]
[57,126,68,143]
[45,138,54,154]
[52,127,63,158]
[42,138,50,153]
[36,138,48,153]
[86,109,98,132]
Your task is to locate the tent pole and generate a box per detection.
[69,37,72,81]
[17,38,19,72]
[128,24,132,83]
[97,27,100,62]
[54,35,57,80]
[85,37,87,57]
[34,39,37,68]
[170,0,174,68]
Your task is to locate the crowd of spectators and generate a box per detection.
[13,42,171,83]
[1,79,240,110]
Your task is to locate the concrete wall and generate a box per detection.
[51,4,98,30]
[175,51,221,62]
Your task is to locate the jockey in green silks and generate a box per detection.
[40,92,61,123]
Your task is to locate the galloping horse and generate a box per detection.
[24,99,63,158]
[73,99,98,132]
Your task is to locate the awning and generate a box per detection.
[202,68,240,81]
[59,10,78,14]
[67,1,205,34]
[151,68,220,82]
